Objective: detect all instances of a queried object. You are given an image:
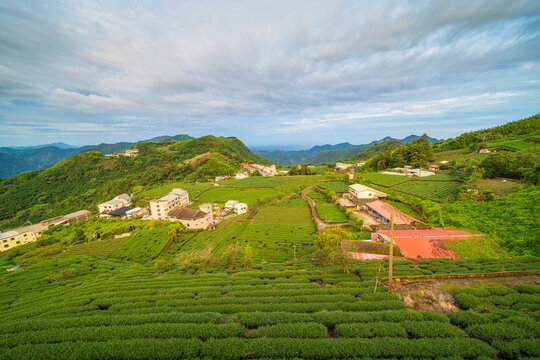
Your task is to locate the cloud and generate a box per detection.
[0,0,539,146]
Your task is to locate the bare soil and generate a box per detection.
[388,275,540,313]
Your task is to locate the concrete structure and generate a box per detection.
[233,202,248,215]
[225,200,239,209]
[108,206,134,219]
[124,149,139,156]
[150,189,190,220]
[40,216,70,228]
[126,207,147,218]
[365,200,421,225]
[168,204,213,229]
[371,229,483,259]
[0,224,47,252]
[64,210,92,224]
[98,194,132,213]
[348,184,387,200]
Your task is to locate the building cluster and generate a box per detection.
[149,189,213,229]
[240,163,277,176]
[98,193,147,219]
[105,149,139,157]
[335,162,365,170]
[224,200,248,215]
[0,210,91,252]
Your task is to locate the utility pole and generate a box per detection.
[294,245,296,260]
[389,211,394,283]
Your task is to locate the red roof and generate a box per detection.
[372,229,482,259]
[365,200,421,224]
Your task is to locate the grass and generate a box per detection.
[140,182,214,200]
[446,236,508,258]
[276,175,326,194]
[315,205,349,223]
[268,197,310,208]
[307,190,331,204]
[221,177,294,188]
[476,179,520,196]
[192,187,278,206]
[112,229,171,262]
[252,207,313,225]
[359,172,411,187]
[318,181,348,193]
[392,181,462,202]
[58,237,131,257]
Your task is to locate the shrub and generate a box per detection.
[237,312,312,328]
[401,321,467,338]
[448,311,491,328]
[200,338,247,360]
[247,323,327,338]
[493,339,540,359]
[466,323,530,343]
[335,322,407,338]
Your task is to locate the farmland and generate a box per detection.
[221,176,294,188]
[318,180,348,193]
[112,229,171,262]
[193,187,278,206]
[392,181,462,202]
[477,179,520,195]
[316,204,349,223]
[358,172,411,186]
[252,206,313,225]
[307,190,331,203]
[0,255,539,359]
[139,181,214,200]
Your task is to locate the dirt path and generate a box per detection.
[388,274,540,313]
[301,189,348,231]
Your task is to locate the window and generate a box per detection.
[16,241,20,244]
[3,244,8,248]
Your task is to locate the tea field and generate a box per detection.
[315,204,349,223]
[392,181,462,202]
[0,255,539,359]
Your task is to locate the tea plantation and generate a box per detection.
[0,253,539,359]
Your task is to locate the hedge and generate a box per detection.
[335,322,407,338]
[247,323,327,338]
[466,323,531,343]
[401,321,467,338]
[448,311,491,328]
[493,339,540,359]
[238,312,312,328]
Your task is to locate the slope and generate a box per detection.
[0,136,263,230]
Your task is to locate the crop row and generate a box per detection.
[112,228,170,262]
[0,337,497,359]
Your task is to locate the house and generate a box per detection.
[40,215,70,228]
[126,207,147,218]
[149,188,190,220]
[108,206,134,219]
[428,165,439,171]
[365,200,422,225]
[337,198,357,210]
[64,210,92,224]
[167,204,213,229]
[225,200,239,209]
[336,163,353,170]
[124,149,139,157]
[371,229,483,259]
[348,184,388,200]
[98,193,132,213]
[0,224,47,252]
[235,171,249,179]
[233,202,248,215]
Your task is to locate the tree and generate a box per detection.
[240,244,258,268]
[221,243,240,266]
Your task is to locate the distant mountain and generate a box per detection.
[255,135,439,165]
[0,135,264,230]
[0,134,194,178]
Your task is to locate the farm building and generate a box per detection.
[348,184,387,200]
[371,229,483,259]
[337,198,357,209]
[225,200,239,209]
[108,206,134,219]
[0,224,47,252]
[168,204,213,229]
[365,200,422,225]
[64,210,92,224]
[98,193,132,213]
[233,202,248,215]
[428,165,439,171]
[150,189,190,220]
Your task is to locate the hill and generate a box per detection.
[256,135,439,165]
[0,134,194,178]
[0,135,266,230]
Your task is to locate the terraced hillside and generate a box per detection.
[0,255,539,359]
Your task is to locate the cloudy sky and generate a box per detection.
[1,1,539,148]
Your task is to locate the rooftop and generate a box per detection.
[109,206,134,217]
[64,210,91,219]
[349,184,387,197]
[15,223,47,234]
[365,200,421,224]
[168,207,208,220]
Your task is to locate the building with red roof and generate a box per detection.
[365,200,422,225]
[371,229,483,259]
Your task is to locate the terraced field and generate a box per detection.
[392,181,462,202]
[0,256,539,359]
[315,205,349,223]
[358,172,412,187]
[221,177,294,188]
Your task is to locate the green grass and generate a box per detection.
[307,190,331,203]
[446,235,508,258]
[318,181,348,193]
[315,205,349,223]
[221,177,294,188]
[140,182,214,200]
[58,237,131,257]
[252,207,313,225]
[192,187,278,206]
[276,175,326,194]
[359,172,411,186]
[112,229,171,262]
[392,181,461,202]
[476,179,520,195]
[268,197,310,208]
[485,137,540,150]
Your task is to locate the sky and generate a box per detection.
[1,1,539,149]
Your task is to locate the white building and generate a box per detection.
[348,184,388,200]
[168,203,213,229]
[149,188,190,220]
[235,171,249,179]
[224,200,239,209]
[233,202,248,215]
[98,193,132,213]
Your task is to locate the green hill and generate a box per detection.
[0,136,266,230]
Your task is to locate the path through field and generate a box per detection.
[301,188,347,231]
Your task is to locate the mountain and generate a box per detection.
[255,135,439,165]
[0,135,265,230]
[0,135,194,178]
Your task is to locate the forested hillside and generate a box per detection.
[0,136,265,230]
